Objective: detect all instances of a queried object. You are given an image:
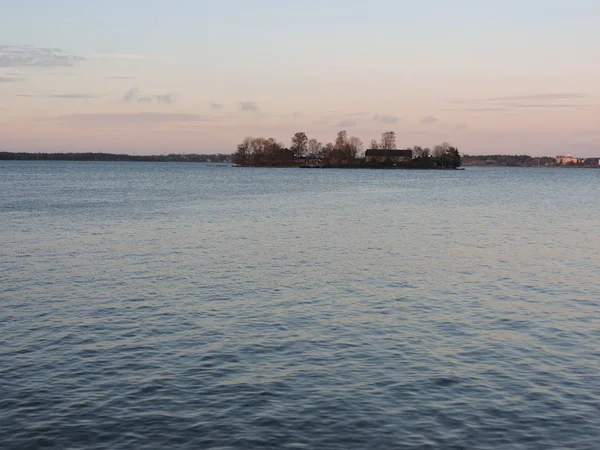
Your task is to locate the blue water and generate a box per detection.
[1,162,599,449]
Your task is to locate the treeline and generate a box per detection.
[0,152,231,163]
[233,130,462,169]
[232,131,364,166]
[462,154,600,167]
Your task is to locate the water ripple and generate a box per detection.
[1,163,599,449]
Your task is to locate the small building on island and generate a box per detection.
[365,149,412,164]
[556,154,584,165]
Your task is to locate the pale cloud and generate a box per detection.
[373,114,399,124]
[105,76,134,80]
[461,107,510,112]
[90,53,160,62]
[453,123,467,131]
[335,119,357,128]
[0,76,25,82]
[458,93,588,103]
[448,93,588,111]
[0,45,86,68]
[17,93,98,99]
[210,102,224,109]
[123,88,176,104]
[404,130,443,137]
[239,101,258,112]
[154,93,175,104]
[496,103,584,109]
[58,112,213,125]
[422,115,439,124]
[123,88,139,102]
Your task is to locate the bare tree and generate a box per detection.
[348,136,364,159]
[233,136,252,165]
[432,142,461,168]
[234,136,288,166]
[334,130,348,150]
[307,139,323,158]
[432,142,451,159]
[291,132,308,159]
[412,145,430,159]
[369,139,379,150]
[380,131,396,150]
[321,142,335,160]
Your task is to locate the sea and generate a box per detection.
[1,161,599,449]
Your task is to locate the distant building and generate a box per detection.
[365,149,412,163]
[556,154,584,165]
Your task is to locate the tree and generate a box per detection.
[335,130,348,150]
[412,145,430,159]
[321,142,335,161]
[291,132,308,159]
[233,136,252,165]
[369,139,379,150]
[410,145,433,168]
[234,136,288,166]
[348,136,364,159]
[433,142,461,168]
[432,143,448,159]
[307,139,323,158]
[380,131,396,150]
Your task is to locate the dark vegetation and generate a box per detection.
[0,152,231,163]
[4,147,596,169]
[233,131,462,169]
[462,154,599,167]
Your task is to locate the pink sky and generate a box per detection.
[1,2,599,156]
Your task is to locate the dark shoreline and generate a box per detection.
[0,152,230,163]
[2,152,598,168]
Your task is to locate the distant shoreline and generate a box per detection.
[2,152,599,168]
[0,152,231,163]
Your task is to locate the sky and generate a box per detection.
[1,0,599,155]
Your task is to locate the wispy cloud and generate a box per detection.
[453,123,467,131]
[0,45,86,68]
[90,53,160,62]
[461,107,509,112]
[123,88,139,102]
[0,76,25,82]
[421,115,439,124]
[335,119,357,128]
[495,103,583,108]
[402,130,443,137]
[210,102,224,110]
[58,112,213,125]
[17,93,98,99]
[448,93,588,111]
[454,93,588,103]
[123,88,176,104]
[373,114,399,124]
[239,101,258,112]
[154,93,176,104]
[106,76,134,80]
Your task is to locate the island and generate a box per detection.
[233,131,462,169]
